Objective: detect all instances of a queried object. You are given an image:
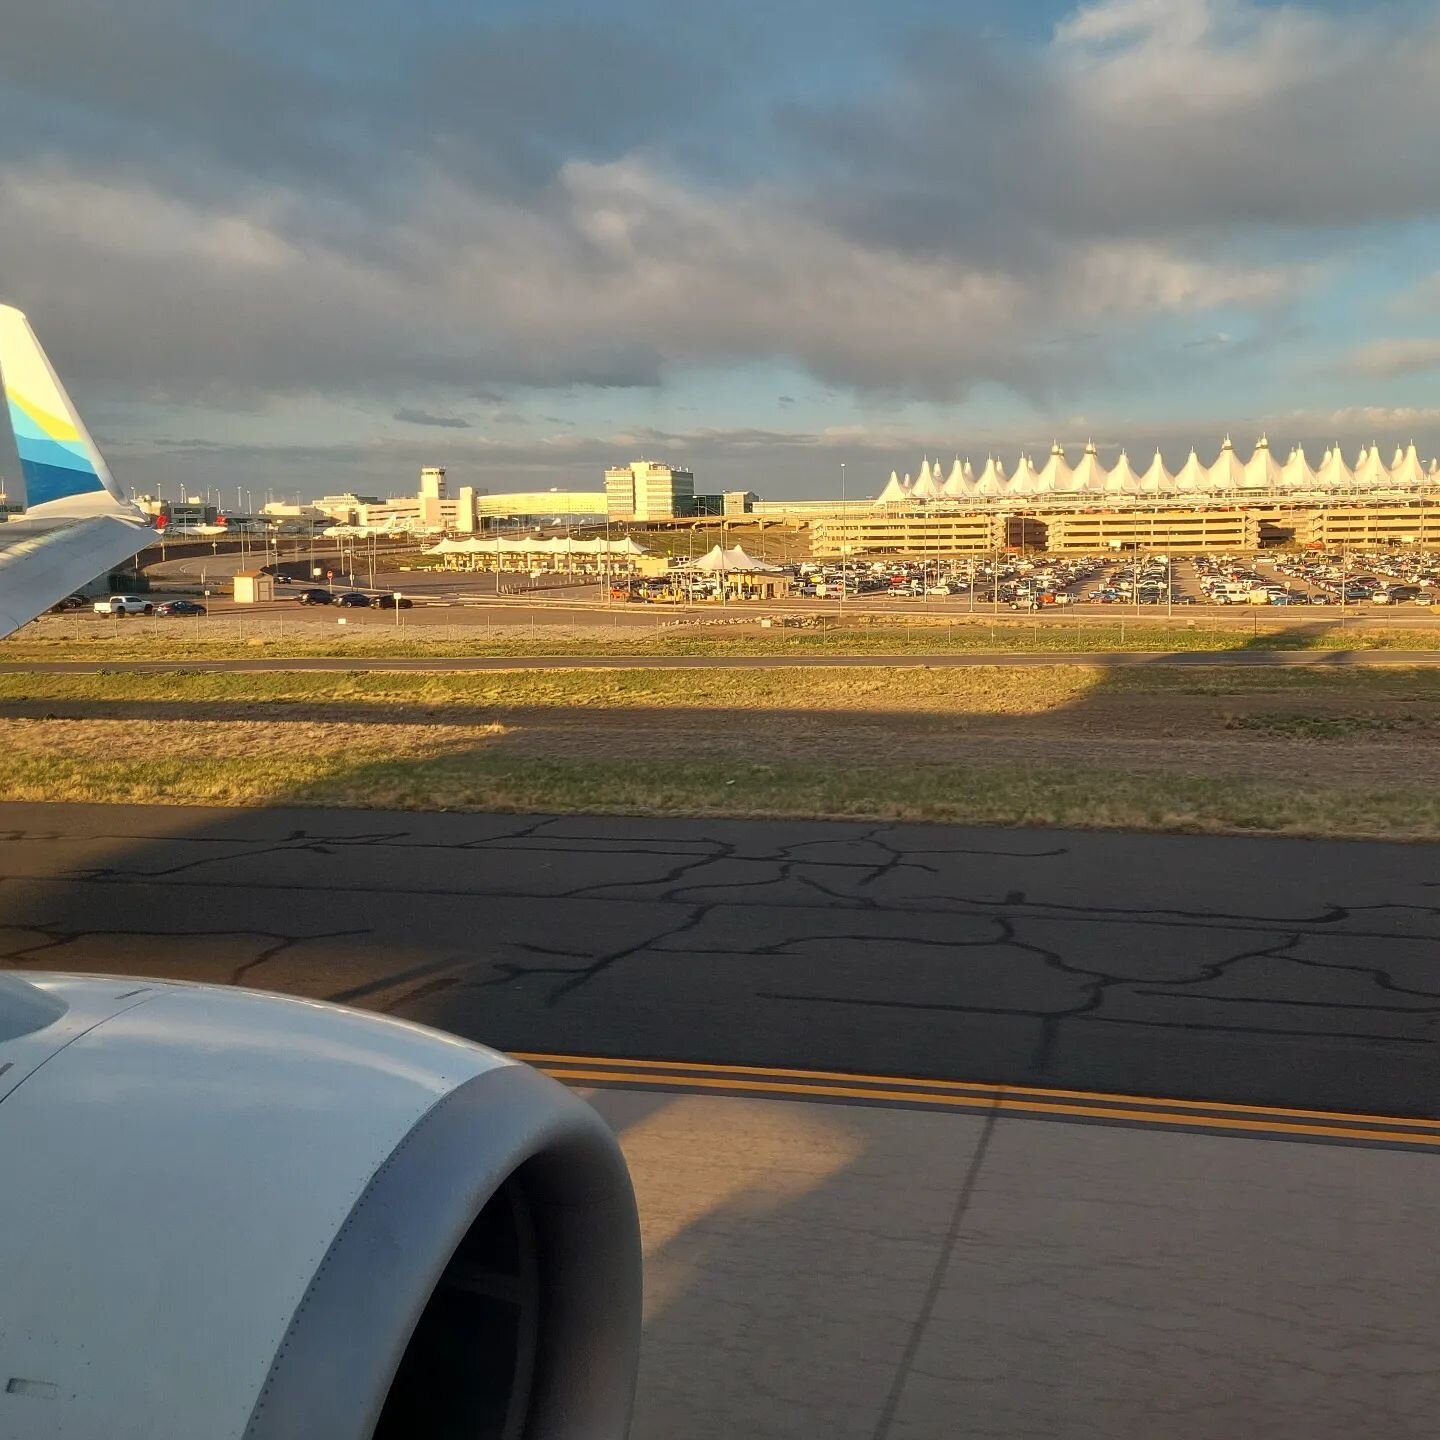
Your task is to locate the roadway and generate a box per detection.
[7,648,1440,673]
[4,804,1439,1437]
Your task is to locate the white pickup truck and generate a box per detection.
[93,595,154,616]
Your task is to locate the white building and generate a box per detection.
[872,438,1440,505]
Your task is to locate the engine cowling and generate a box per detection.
[0,972,641,1440]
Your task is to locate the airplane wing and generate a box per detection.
[0,512,150,636]
[0,303,152,637]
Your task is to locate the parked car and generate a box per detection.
[273,573,294,585]
[93,595,154,616]
[295,588,334,605]
[154,600,207,617]
[374,594,414,610]
[336,591,371,607]
[49,593,87,612]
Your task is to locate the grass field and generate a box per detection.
[4,664,1439,838]
[7,615,1440,663]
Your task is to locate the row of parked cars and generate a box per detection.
[1198,552,1440,606]
[293,588,413,609]
[69,595,207,617]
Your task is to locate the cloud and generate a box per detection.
[1277,405,1440,431]
[778,395,795,406]
[393,407,471,429]
[1,0,1438,437]
[1347,338,1440,379]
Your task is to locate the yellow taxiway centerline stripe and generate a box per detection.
[512,1051,1440,1132]
[532,1065,1440,1146]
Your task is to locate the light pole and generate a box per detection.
[839,462,847,615]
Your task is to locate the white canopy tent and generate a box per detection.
[875,471,909,505]
[973,455,1007,498]
[1317,445,1354,490]
[1068,441,1106,495]
[1009,455,1038,497]
[1138,450,1173,495]
[1207,437,1245,493]
[1242,436,1281,492]
[1356,445,1391,488]
[1033,444,1069,496]
[910,459,942,501]
[681,544,784,574]
[1281,444,1317,493]
[1392,443,1427,488]
[1104,451,1139,496]
[1173,448,1207,494]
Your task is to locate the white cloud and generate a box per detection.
[1347,338,1440,380]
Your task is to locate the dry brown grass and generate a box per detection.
[7,662,1440,835]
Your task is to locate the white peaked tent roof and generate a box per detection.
[963,459,975,479]
[1138,449,1173,494]
[1104,450,1139,494]
[875,471,909,505]
[910,460,942,500]
[1208,437,1245,492]
[974,454,1008,496]
[423,537,469,554]
[1033,443,1070,495]
[1392,443,1426,487]
[1174,448,1206,492]
[1009,455,1038,496]
[941,457,968,498]
[1069,441,1106,494]
[1242,435,1281,491]
[684,544,783,574]
[1356,444,1390,487]
[1318,444,1354,489]
[1281,443,1317,492]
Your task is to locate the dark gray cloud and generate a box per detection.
[2,0,1439,426]
[393,407,472,429]
[116,409,1440,504]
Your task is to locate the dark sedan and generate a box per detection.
[336,591,372,607]
[296,588,334,605]
[155,600,207,617]
[374,594,414,610]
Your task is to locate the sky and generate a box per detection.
[4,0,1440,502]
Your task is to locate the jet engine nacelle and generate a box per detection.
[0,973,641,1440]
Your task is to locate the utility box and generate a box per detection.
[233,571,275,604]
